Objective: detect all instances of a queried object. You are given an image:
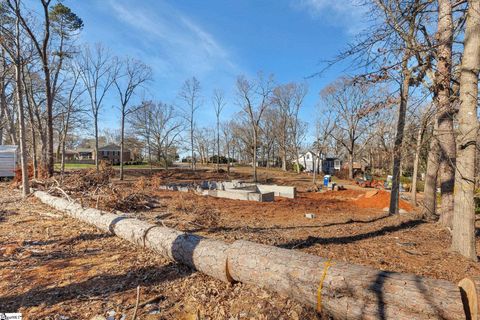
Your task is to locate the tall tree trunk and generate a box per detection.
[14,4,29,197]
[252,129,257,182]
[411,125,423,206]
[26,100,38,179]
[120,111,125,180]
[422,120,439,219]
[0,97,4,144]
[226,140,231,174]
[55,139,61,163]
[369,150,375,174]
[94,115,99,171]
[5,105,17,145]
[348,151,354,180]
[39,134,47,176]
[61,138,66,175]
[436,0,455,229]
[30,123,38,179]
[216,119,220,172]
[451,0,479,261]
[147,134,152,173]
[296,147,301,174]
[45,73,54,177]
[1,79,17,145]
[389,67,410,215]
[281,141,287,171]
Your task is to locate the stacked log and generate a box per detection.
[34,191,469,319]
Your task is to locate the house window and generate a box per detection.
[306,154,310,160]
[334,160,341,170]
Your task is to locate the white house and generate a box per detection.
[295,151,341,174]
[296,151,317,172]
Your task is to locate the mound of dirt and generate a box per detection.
[353,190,413,211]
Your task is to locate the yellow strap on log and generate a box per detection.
[317,259,334,313]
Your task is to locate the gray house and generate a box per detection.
[0,145,17,178]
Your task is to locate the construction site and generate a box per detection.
[0,165,478,319]
[1,0,480,319]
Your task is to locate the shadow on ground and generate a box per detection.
[277,219,426,249]
[0,263,193,311]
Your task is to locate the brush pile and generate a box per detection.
[33,162,159,213]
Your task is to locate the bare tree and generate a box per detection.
[222,121,234,174]
[114,57,152,180]
[13,1,82,176]
[195,127,215,165]
[433,0,456,227]
[56,63,85,175]
[236,73,274,181]
[0,48,16,146]
[77,43,118,171]
[212,89,226,172]
[321,77,382,180]
[129,101,153,170]
[261,109,280,168]
[313,109,336,183]
[451,0,479,261]
[1,0,29,195]
[411,104,434,205]
[271,82,307,172]
[129,101,183,169]
[179,77,201,170]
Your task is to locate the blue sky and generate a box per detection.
[39,0,366,141]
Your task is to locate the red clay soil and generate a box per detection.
[353,190,414,211]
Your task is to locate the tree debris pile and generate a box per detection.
[35,163,160,213]
[58,162,114,192]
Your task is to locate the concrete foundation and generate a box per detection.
[158,180,294,202]
[255,185,296,199]
[219,181,296,199]
[208,189,274,202]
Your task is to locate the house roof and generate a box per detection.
[0,145,18,153]
[98,144,121,151]
[75,148,94,153]
[300,151,341,159]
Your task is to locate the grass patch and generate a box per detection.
[55,163,95,169]
[55,163,159,170]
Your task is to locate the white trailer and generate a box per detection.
[0,145,18,178]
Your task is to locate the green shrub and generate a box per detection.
[415,180,425,192]
[292,163,304,172]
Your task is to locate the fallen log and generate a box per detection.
[34,191,231,282]
[227,240,465,319]
[34,191,467,319]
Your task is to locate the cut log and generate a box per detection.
[34,191,231,282]
[34,191,467,319]
[227,240,464,320]
[459,277,480,320]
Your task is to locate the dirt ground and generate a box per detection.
[1,166,480,319]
